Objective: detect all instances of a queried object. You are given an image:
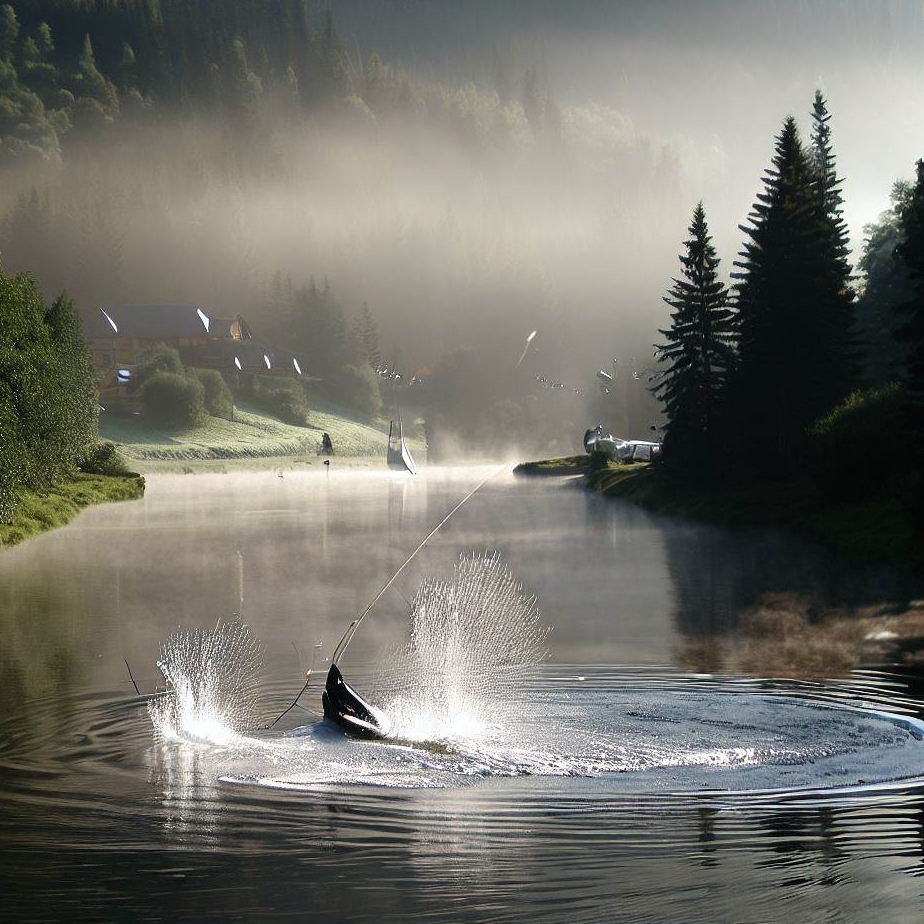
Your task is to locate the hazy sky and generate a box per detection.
[5,0,923,427]
[333,0,924,255]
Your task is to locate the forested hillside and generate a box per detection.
[1,1,921,460]
[2,0,355,160]
[0,0,685,454]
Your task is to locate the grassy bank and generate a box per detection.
[100,401,425,463]
[0,473,145,549]
[513,455,593,476]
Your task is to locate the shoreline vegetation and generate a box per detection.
[0,472,145,549]
[514,455,921,573]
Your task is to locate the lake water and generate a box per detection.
[2,467,923,923]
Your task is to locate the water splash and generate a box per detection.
[149,622,264,745]
[371,553,549,743]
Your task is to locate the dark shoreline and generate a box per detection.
[515,455,921,575]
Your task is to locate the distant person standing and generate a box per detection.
[319,432,334,455]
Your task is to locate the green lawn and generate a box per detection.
[0,473,145,549]
[100,401,426,462]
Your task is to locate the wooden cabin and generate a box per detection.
[82,304,308,386]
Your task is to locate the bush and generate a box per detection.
[78,440,132,475]
[333,363,382,420]
[0,382,27,523]
[0,272,99,522]
[251,377,310,426]
[135,343,184,386]
[809,383,909,492]
[138,371,206,428]
[193,368,234,419]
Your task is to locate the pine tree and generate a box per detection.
[74,33,119,115]
[654,202,735,469]
[895,159,924,423]
[0,4,19,63]
[35,22,53,60]
[289,276,349,380]
[731,117,844,466]
[809,90,858,402]
[855,180,915,384]
[358,302,381,371]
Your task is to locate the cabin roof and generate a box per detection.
[82,304,212,340]
[80,304,313,378]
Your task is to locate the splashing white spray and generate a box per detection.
[149,622,264,745]
[372,553,549,743]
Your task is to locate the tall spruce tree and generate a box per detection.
[654,203,735,468]
[731,117,847,466]
[895,159,924,423]
[855,180,914,384]
[809,90,858,401]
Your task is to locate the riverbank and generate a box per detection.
[0,473,145,549]
[513,455,593,476]
[515,455,920,572]
[100,400,426,464]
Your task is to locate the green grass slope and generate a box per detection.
[100,401,426,462]
[0,473,145,548]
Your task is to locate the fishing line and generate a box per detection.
[332,464,505,665]
[265,464,504,728]
[124,657,142,696]
[267,642,322,728]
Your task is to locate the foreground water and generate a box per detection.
[1,467,923,922]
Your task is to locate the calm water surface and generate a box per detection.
[1,467,923,923]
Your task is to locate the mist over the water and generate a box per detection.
[2,0,922,446]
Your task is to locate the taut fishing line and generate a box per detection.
[268,465,505,727]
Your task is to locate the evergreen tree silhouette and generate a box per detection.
[731,117,846,467]
[855,180,914,384]
[654,202,735,470]
[896,159,924,423]
[809,90,858,403]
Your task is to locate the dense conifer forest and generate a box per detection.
[648,89,923,561]
[0,1,922,526]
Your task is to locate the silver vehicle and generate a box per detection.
[584,425,661,462]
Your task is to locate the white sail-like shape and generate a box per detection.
[387,420,417,474]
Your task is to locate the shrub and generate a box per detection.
[334,363,382,420]
[0,381,27,523]
[135,343,184,386]
[45,294,99,464]
[138,371,206,428]
[0,272,98,521]
[193,368,234,419]
[809,383,909,492]
[78,440,132,475]
[251,377,310,426]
